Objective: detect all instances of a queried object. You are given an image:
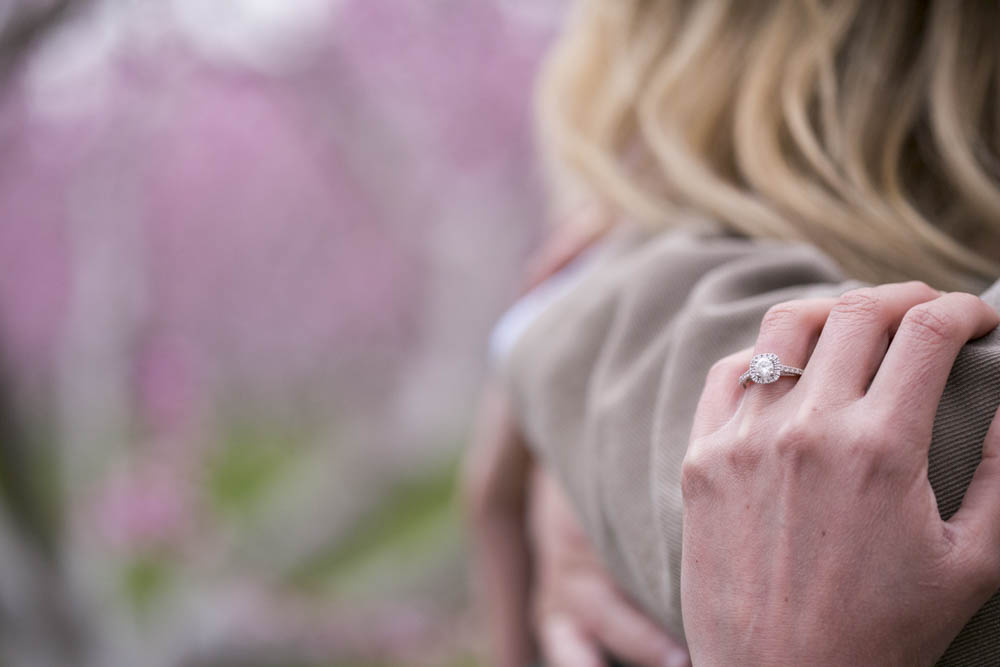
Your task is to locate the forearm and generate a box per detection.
[463,381,535,667]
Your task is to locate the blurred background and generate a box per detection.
[0,1,564,664]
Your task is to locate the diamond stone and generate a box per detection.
[749,353,780,383]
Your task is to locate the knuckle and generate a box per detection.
[760,301,809,335]
[947,291,986,315]
[901,304,956,344]
[853,436,897,467]
[724,440,764,474]
[844,408,912,472]
[773,417,821,459]
[901,280,939,300]
[680,448,716,501]
[867,423,899,452]
[851,403,895,440]
[831,288,883,323]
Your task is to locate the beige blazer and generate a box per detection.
[504,220,1000,665]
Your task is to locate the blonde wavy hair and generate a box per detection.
[537,0,1000,290]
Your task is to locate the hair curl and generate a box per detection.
[537,0,1000,289]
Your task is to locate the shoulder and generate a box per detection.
[504,218,845,368]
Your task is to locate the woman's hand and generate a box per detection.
[465,385,688,667]
[463,214,609,666]
[530,467,690,667]
[681,282,1000,665]
[463,382,535,667]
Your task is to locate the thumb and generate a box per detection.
[947,403,1000,587]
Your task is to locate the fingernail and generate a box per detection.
[663,647,690,667]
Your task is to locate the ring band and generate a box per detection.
[739,353,804,388]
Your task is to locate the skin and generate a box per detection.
[529,466,691,667]
[463,382,535,667]
[682,282,1000,665]
[464,216,689,666]
[465,384,690,667]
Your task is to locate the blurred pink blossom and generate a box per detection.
[95,457,195,552]
[0,1,566,664]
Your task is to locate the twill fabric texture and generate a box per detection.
[504,221,1000,666]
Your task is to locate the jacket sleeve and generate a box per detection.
[503,222,852,637]
[503,222,1000,665]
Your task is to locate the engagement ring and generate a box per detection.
[738,353,804,388]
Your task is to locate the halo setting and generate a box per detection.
[748,353,781,384]
[738,353,804,388]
